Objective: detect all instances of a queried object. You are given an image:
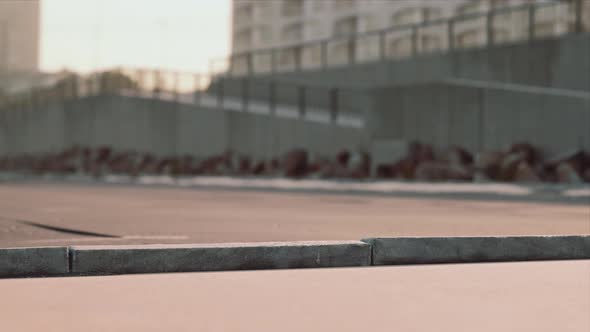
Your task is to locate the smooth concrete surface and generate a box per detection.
[0,260,588,331]
[70,241,370,275]
[0,246,68,278]
[371,81,590,154]
[368,236,590,265]
[0,182,588,248]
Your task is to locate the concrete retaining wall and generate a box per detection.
[2,236,588,278]
[0,94,369,158]
[369,82,590,154]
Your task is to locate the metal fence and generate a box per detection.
[0,68,366,128]
[222,0,590,77]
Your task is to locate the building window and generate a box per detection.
[534,22,558,37]
[312,0,325,11]
[421,35,442,52]
[393,7,443,25]
[389,36,413,57]
[282,22,303,42]
[392,7,422,25]
[457,1,483,16]
[456,29,481,48]
[234,28,253,50]
[255,2,274,20]
[234,3,253,26]
[333,0,356,11]
[257,26,273,44]
[424,7,443,21]
[492,28,510,43]
[334,16,358,36]
[282,0,304,17]
[490,0,510,10]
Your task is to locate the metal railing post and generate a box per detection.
[135,69,144,96]
[153,70,161,99]
[298,85,306,118]
[447,19,455,52]
[379,30,386,60]
[271,49,277,74]
[348,38,356,65]
[294,46,302,72]
[487,11,495,47]
[217,77,224,109]
[528,5,536,42]
[173,72,179,103]
[321,40,328,69]
[411,26,418,57]
[72,75,79,100]
[247,53,254,76]
[228,56,235,78]
[574,0,583,33]
[269,81,276,115]
[193,74,202,105]
[242,77,249,112]
[330,88,339,124]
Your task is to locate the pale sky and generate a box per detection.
[40,0,231,74]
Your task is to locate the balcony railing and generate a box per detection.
[221,0,589,77]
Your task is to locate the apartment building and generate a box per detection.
[230,0,574,72]
[0,0,40,73]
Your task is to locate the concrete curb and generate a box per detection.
[2,236,589,278]
[0,247,69,278]
[69,241,371,275]
[365,236,590,265]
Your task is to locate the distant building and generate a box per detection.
[230,0,569,71]
[0,0,40,73]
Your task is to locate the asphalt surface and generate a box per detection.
[1,260,588,331]
[0,182,588,247]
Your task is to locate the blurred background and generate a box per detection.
[0,0,589,185]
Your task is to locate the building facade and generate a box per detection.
[230,0,574,72]
[0,0,40,73]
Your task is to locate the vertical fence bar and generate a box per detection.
[228,56,234,78]
[72,75,79,100]
[321,40,328,69]
[193,74,202,105]
[447,19,455,52]
[247,53,254,76]
[242,77,249,112]
[528,5,536,42]
[271,49,277,74]
[411,26,418,57]
[269,81,276,115]
[294,46,302,72]
[330,88,339,124]
[298,85,306,118]
[217,77,224,109]
[379,30,386,60]
[173,72,179,102]
[575,0,583,33]
[133,69,141,96]
[348,38,356,65]
[153,70,160,99]
[487,11,494,47]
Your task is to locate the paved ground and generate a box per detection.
[0,182,588,247]
[1,260,588,331]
